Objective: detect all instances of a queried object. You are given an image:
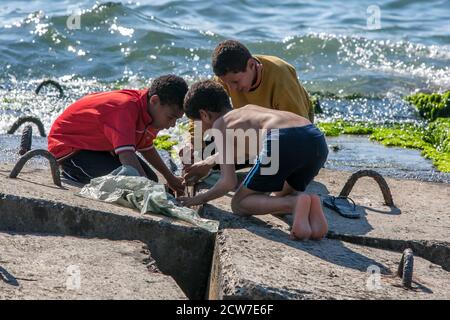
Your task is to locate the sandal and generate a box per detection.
[323,196,360,219]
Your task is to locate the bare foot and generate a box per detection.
[309,194,329,240]
[290,195,312,240]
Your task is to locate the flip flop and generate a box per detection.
[323,196,360,219]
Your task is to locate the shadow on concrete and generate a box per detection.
[0,170,68,191]
[202,204,392,274]
[362,205,401,215]
[411,280,434,294]
[15,177,68,191]
[60,177,85,188]
[304,181,399,236]
[276,181,374,237]
[0,266,20,287]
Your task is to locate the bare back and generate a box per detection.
[212,104,312,161]
[221,104,311,132]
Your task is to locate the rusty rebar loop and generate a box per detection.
[35,79,64,98]
[7,116,46,137]
[9,149,62,187]
[339,169,394,206]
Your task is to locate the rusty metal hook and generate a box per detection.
[9,149,62,187]
[35,79,64,98]
[339,169,394,206]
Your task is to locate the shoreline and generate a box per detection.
[2,132,449,184]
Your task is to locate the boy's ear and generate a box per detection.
[199,109,209,122]
[246,58,254,71]
[149,94,160,106]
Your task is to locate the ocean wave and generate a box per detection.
[0,1,448,98]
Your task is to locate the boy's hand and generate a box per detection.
[178,194,206,207]
[166,175,185,196]
[183,160,212,184]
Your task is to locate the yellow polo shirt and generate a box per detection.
[217,55,313,121]
[188,55,313,142]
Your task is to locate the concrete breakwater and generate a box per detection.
[1,165,449,299]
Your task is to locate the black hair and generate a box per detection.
[149,74,188,110]
[183,80,231,119]
[212,40,252,76]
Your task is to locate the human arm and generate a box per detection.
[178,163,237,206]
[117,150,147,176]
[140,147,185,195]
[178,119,237,206]
[183,153,218,185]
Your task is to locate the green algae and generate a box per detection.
[406,92,450,121]
[2,97,16,103]
[421,118,450,172]
[153,134,178,152]
[316,120,375,136]
[317,119,450,173]
[369,124,427,149]
[176,122,189,134]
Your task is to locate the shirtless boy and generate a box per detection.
[179,80,329,240]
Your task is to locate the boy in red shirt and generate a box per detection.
[48,75,187,195]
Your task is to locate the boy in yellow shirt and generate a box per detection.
[183,40,314,182]
[213,39,313,121]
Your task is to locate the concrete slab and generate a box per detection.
[217,168,449,271]
[281,169,450,270]
[2,163,449,300]
[307,169,449,242]
[199,169,449,299]
[0,232,187,299]
[0,164,215,299]
[202,198,450,300]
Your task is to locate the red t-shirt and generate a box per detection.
[48,89,158,161]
